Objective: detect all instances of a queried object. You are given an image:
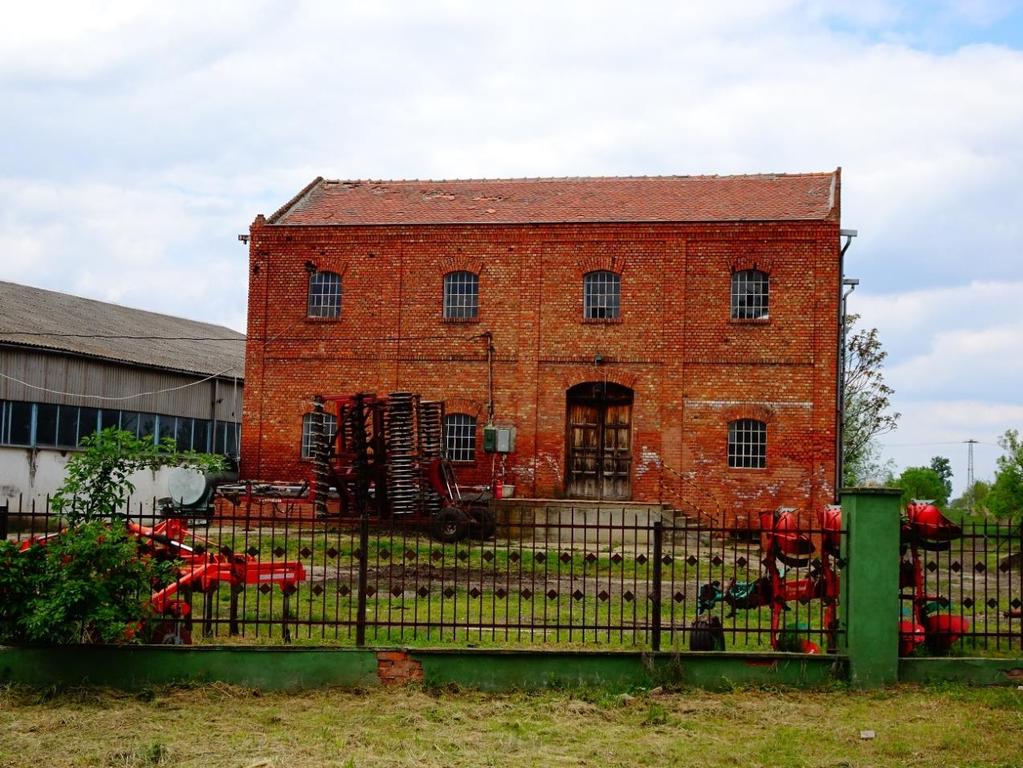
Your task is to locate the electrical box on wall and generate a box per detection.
[483,425,516,453]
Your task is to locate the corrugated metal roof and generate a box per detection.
[0,281,245,379]
[268,171,839,226]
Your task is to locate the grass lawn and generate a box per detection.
[1,683,1021,767]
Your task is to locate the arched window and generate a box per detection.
[301,411,338,459]
[308,271,342,318]
[443,271,479,320]
[443,413,477,462]
[728,419,767,469]
[731,269,769,320]
[583,270,620,320]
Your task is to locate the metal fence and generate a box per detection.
[905,520,1023,653]
[1,497,847,652]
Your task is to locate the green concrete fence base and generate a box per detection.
[0,646,379,692]
[0,646,844,692]
[899,657,1023,686]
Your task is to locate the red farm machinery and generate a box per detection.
[693,505,842,653]
[221,391,495,542]
[898,500,971,655]
[693,499,969,655]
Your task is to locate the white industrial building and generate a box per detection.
[0,281,244,508]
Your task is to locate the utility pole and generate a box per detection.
[965,439,978,514]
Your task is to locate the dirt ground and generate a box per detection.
[2,683,1021,768]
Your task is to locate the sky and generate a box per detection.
[1,0,1021,495]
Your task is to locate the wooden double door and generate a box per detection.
[565,382,633,500]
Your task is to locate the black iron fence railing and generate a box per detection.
[1,496,857,652]
[905,520,1023,654]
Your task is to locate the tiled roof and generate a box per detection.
[268,171,839,226]
[0,281,245,379]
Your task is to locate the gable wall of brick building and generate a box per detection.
[241,185,842,527]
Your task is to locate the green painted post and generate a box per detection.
[840,487,901,688]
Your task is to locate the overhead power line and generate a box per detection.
[878,440,999,448]
[0,366,239,402]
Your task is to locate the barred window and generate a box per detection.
[308,271,342,318]
[443,271,479,320]
[444,413,477,462]
[301,411,338,459]
[731,269,769,320]
[728,419,767,469]
[583,270,621,320]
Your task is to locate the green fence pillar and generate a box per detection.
[840,487,901,688]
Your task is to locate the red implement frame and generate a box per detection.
[17,518,306,644]
[898,501,970,655]
[758,507,842,653]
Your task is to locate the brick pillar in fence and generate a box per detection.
[839,487,902,688]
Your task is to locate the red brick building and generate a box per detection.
[241,171,845,526]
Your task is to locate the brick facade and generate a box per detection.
[241,174,842,527]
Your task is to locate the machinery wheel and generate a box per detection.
[151,620,193,645]
[688,616,725,651]
[475,507,498,540]
[432,507,469,543]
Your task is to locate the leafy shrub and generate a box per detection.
[0,522,173,644]
[0,427,224,644]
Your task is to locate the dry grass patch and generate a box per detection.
[0,683,1021,767]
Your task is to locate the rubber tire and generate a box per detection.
[432,507,469,543]
[688,617,725,651]
[475,507,498,540]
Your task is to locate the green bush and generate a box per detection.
[0,427,223,644]
[0,522,173,644]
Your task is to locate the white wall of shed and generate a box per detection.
[0,445,181,510]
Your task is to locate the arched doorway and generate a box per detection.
[565,381,633,500]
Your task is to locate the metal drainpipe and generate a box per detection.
[484,330,495,425]
[836,229,858,498]
[484,330,497,493]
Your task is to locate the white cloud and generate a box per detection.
[879,399,1021,494]
[852,281,1023,340]
[0,178,247,328]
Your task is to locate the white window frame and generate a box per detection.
[301,411,338,459]
[443,413,477,462]
[443,271,480,320]
[727,418,767,469]
[731,269,769,320]
[308,271,342,318]
[583,270,621,320]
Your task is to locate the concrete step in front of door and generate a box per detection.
[495,499,684,545]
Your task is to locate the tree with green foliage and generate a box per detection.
[896,466,949,509]
[950,479,991,516]
[842,314,900,486]
[0,428,225,644]
[929,456,953,502]
[986,429,1023,521]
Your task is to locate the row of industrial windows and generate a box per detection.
[0,400,239,456]
[300,412,478,463]
[300,412,764,468]
[306,269,769,322]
